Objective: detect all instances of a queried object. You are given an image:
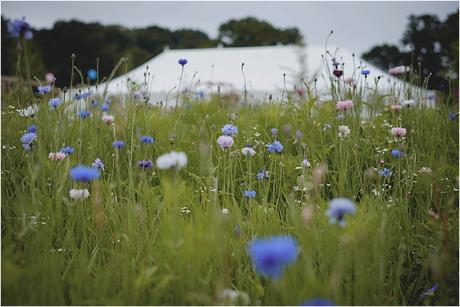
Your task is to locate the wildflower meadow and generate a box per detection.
[1,17,459,306]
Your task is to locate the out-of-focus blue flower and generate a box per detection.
[178,58,188,66]
[7,18,33,39]
[296,130,303,138]
[21,132,37,150]
[70,164,100,182]
[420,283,439,299]
[75,91,92,100]
[379,168,393,177]
[91,158,105,171]
[48,97,62,109]
[79,110,91,119]
[90,100,99,107]
[37,85,51,95]
[248,235,299,278]
[27,125,37,133]
[326,198,356,226]
[101,103,110,111]
[267,140,284,153]
[301,298,336,306]
[448,112,458,120]
[140,135,155,144]
[391,149,405,158]
[244,190,256,198]
[87,69,97,80]
[271,128,278,136]
[221,124,238,136]
[60,146,75,155]
[256,169,269,180]
[361,69,370,76]
[112,140,125,149]
[138,159,153,169]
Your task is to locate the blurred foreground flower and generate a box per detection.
[156,151,187,170]
[301,298,336,306]
[7,18,33,39]
[18,104,39,117]
[248,235,299,278]
[326,198,356,226]
[336,100,353,111]
[48,152,66,161]
[70,165,100,182]
[69,188,90,200]
[217,289,249,305]
[337,125,350,139]
[102,115,115,124]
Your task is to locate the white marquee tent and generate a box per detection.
[89,44,435,107]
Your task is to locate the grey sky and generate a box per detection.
[1,1,458,54]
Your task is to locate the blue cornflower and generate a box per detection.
[379,168,393,177]
[75,91,92,100]
[140,135,155,144]
[7,18,33,39]
[326,198,356,226]
[79,110,91,119]
[256,169,269,180]
[271,128,278,136]
[101,103,110,111]
[448,112,458,120]
[90,100,99,107]
[267,140,284,153]
[37,85,51,95]
[87,69,97,80]
[178,58,188,66]
[361,69,370,76]
[221,124,238,136]
[244,190,256,198]
[248,235,299,278]
[391,149,405,158]
[60,146,75,155]
[48,97,62,109]
[70,164,100,182]
[112,140,125,149]
[27,125,37,133]
[138,159,153,169]
[91,158,105,171]
[20,132,37,150]
[301,299,336,306]
[420,283,439,299]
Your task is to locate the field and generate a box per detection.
[1,75,459,305]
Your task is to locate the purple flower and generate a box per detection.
[217,135,234,149]
[178,58,188,66]
[70,164,100,182]
[221,124,238,136]
[7,18,33,39]
[112,140,125,149]
[391,149,405,158]
[248,235,299,278]
[267,140,284,153]
[79,110,91,119]
[301,299,336,306]
[138,159,153,169]
[60,146,75,155]
[271,128,278,136]
[256,169,269,180]
[379,168,393,177]
[361,69,370,76]
[91,158,105,171]
[75,91,92,100]
[244,190,256,198]
[20,132,37,150]
[326,198,356,226]
[101,103,109,111]
[37,85,51,95]
[27,125,37,133]
[140,135,155,144]
[48,97,62,109]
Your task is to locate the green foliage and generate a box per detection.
[1,84,458,305]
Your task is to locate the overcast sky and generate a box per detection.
[2,1,458,54]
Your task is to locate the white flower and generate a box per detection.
[302,157,311,168]
[156,151,188,170]
[102,115,115,124]
[241,146,256,156]
[217,289,249,305]
[17,104,39,117]
[338,125,351,139]
[418,167,432,174]
[402,99,416,107]
[69,189,90,200]
[222,208,229,215]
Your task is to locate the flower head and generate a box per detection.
[69,188,90,200]
[18,104,39,117]
[271,128,278,136]
[60,146,75,155]
[402,99,415,107]
[338,125,351,139]
[267,140,284,153]
[333,69,343,78]
[101,103,110,111]
[156,151,188,170]
[140,135,155,144]
[336,100,353,111]
[7,18,33,39]
[448,112,459,120]
[112,141,125,149]
[21,132,37,150]
[70,165,100,182]
[221,124,238,136]
[79,110,91,119]
[75,91,92,100]
[48,152,67,161]
[327,198,356,226]
[390,104,402,111]
[138,159,153,169]
[178,58,188,66]
[244,190,256,198]
[217,135,234,149]
[389,65,409,75]
[248,235,299,278]
[256,169,269,180]
[48,97,62,109]
[379,168,393,177]
[102,115,115,124]
[302,157,311,168]
[27,125,37,133]
[391,127,407,138]
[361,69,370,76]
[92,158,105,171]
[301,299,336,306]
[37,85,51,95]
[45,73,55,84]
[391,149,405,158]
[87,69,97,80]
[242,145,256,156]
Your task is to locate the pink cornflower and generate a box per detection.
[217,135,234,149]
[102,115,115,124]
[336,100,353,110]
[390,104,402,111]
[48,152,67,161]
[391,127,407,138]
[45,73,55,84]
[389,66,409,75]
